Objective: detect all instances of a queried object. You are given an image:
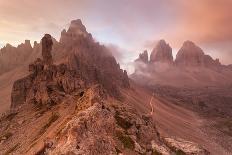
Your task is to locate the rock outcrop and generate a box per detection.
[59,19,92,45]
[132,40,232,87]
[175,41,221,68]
[11,19,130,109]
[42,34,53,66]
[150,40,173,64]
[11,51,84,109]
[0,40,33,74]
[135,50,148,63]
[2,19,210,155]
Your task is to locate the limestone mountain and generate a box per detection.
[150,40,173,64]
[0,40,33,75]
[0,20,210,155]
[175,41,221,68]
[135,50,148,63]
[132,40,232,87]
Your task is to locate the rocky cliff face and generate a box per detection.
[10,34,84,109]
[175,41,221,68]
[11,20,130,109]
[0,19,210,155]
[150,40,173,64]
[175,41,205,67]
[132,40,232,87]
[135,50,148,63]
[0,40,33,74]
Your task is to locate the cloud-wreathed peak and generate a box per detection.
[0,0,231,64]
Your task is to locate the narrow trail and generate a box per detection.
[122,86,228,155]
[149,92,154,115]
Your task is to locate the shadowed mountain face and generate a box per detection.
[150,40,173,64]
[0,20,130,113]
[176,41,221,67]
[132,40,232,88]
[10,20,130,110]
[0,40,33,75]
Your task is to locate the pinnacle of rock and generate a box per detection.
[135,50,148,63]
[42,34,53,66]
[150,40,173,63]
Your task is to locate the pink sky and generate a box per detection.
[0,0,232,66]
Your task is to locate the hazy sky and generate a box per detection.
[0,0,232,70]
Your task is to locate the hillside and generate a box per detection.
[0,20,210,155]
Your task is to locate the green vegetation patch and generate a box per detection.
[116,131,135,150]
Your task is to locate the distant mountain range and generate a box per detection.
[0,19,211,155]
[132,40,232,87]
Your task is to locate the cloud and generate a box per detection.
[0,0,232,65]
[168,0,232,45]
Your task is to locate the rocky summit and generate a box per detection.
[0,19,210,155]
[150,40,173,64]
[132,39,232,87]
[0,40,33,75]
[175,41,221,67]
[135,50,149,63]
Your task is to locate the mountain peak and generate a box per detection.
[135,50,148,63]
[182,40,196,46]
[68,19,87,34]
[60,19,92,44]
[150,39,173,63]
[176,41,205,66]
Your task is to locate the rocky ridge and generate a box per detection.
[175,41,221,67]
[0,20,209,154]
[150,40,173,64]
[135,40,223,68]
[0,40,33,74]
[11,21,130,109]
[132,40,232,87]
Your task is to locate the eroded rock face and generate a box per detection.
[135,50,148,63]
[11,21,130,109]
[150,40,173,64]
[42,34,53,66]
[175,41,221,68]
[175,41,205,67]
[58,19,130,96]
[11,34,84,109]
[11,61,84,109]
[59,19,92,45]
[0,40,33,75]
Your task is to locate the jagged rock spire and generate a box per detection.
[42,34,53,66]
[150,40,173,64]
[135,50,148,63]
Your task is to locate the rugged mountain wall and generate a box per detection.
[0,40,33,74]
[0,19,210,155]
[132,40,232,87]
[176,41,221,68]
[150,40,173,64]
[11,20,130,109]
[135,50,148,63]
